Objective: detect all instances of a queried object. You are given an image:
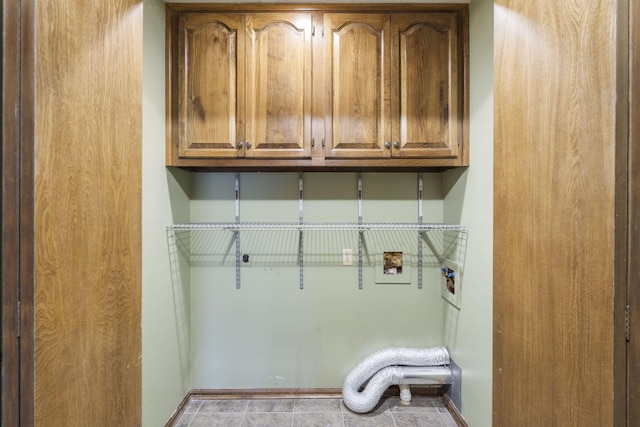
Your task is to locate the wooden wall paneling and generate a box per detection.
[2,0,23,424]
[628,0,640,422]
[19,0,36,424]
[34,1,142,425]
[494,1,621,425]
[2,0,36,425]
[614,1,632,426]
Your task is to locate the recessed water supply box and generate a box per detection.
[441,258,463,308]
[375,243,412,285]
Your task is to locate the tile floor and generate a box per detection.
[172,395,459,427]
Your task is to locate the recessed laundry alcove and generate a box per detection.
[163,172,467,393]
[141,1,494,425]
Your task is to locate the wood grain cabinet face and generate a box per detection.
[245,13,313,158]
[176,12,313,159]
[324,12,462,160]
[391,13,461,159]
[178,13,244,158]
[167,5,468,169]
[324,13,391,159]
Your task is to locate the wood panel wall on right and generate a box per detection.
[493,1,628,425]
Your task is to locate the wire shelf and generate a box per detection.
[167,222,467,232]
[166,174,467,291]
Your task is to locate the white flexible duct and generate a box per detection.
[342,347,450,413]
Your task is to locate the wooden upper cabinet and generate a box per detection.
[167,5,469,170]
[324,12,462,160]
[175,12,312,159]
[391,13,462,159]
[245,13,313,158]
[324,14,391,159]
[177,13,244,158]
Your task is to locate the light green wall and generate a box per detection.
[443,0,493,425]
[189,172,447,388]
[142,1,493,426]
[142,0,192,425]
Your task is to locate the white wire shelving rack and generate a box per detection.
[166,173,467,290]
[167,222,466,232]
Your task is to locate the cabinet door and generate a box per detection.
[245,13,313,158]
[391,13,461,158]
[324,14,391,159]
[177,13,245,158]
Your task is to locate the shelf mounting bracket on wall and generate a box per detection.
[418,173,424,289]
[358,173,363,290]
[235,172,241,289]
[299,173,304,290]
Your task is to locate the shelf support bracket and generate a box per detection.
[418,173,424,289]
[299,173,304,290]
[235,172,241,289]
[358,173,363,290]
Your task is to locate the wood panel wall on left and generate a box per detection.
[34,1,143,425]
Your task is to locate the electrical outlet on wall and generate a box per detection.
[342,248,353,265]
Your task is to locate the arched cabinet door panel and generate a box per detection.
[177,13,245,158]
[167,5,469,169]
[323,13,391,159]
[245,13,313,159]
[391,13,462,159]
